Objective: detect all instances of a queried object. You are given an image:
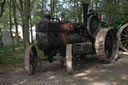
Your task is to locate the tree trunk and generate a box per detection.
[9,0,15,52]
[50,0,53,17]
[23,0,30,48]
[17,0,25,48]
[0,0,6,17]
[77,2,82,24]
[12,0,19,45]
[0,28,2,63]
[52,0,56,17]
[73,0,77,23]
[21,14,25,47]
[29,1,33,43]
[41,0,44,18]
[30,14,33,43]
[44,0,46,13]
[0,28,2,48]
[50,0,56,18]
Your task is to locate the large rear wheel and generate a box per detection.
[95,29,119,62]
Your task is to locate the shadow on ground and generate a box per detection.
[0,53,128,85]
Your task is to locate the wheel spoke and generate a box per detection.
[124,30,128,35]
[121,37,128,40]
[121,34,128,38]
[121,39,128,43]
[126,43,128,49]
[123,42,128,48]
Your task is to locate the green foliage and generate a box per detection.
[0,0,128,30]
[0,0,9,29]
[0,45,24,66]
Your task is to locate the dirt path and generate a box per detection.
[0,52,128,85]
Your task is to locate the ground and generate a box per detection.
[0,52,128,85]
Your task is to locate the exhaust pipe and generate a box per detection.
[82,3,89,24]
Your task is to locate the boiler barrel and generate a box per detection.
[36,21,81,51]
[36,21,82,51]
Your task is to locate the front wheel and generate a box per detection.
[25,45,38,74]
[66,44,74,74]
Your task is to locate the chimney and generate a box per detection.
[82,3,89,24]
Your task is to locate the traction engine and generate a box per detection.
[25,3,119,74]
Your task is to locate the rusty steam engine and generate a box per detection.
[25,3,119,74]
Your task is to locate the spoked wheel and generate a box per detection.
[117,24,128,51]
[25,45,38,74]
[66,44,74,74]
[87,15,101,38]
[95,29,119,63]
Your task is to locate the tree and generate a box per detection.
[16,0,26,47]
[23,0,30,48]
[50,0,57,18]
[9,0,15,51]
[0,0,6,17]
[0,0,6,50]
[30,4,33,43]
[29,0,38,43]
[12,0,19,45]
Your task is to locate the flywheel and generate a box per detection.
[87,15,101,38]
[117,24,128,51]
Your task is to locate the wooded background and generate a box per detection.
[0,0,128,51]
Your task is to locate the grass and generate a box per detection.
[0,44,24,67]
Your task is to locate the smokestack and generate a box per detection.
[82,3,89,24]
